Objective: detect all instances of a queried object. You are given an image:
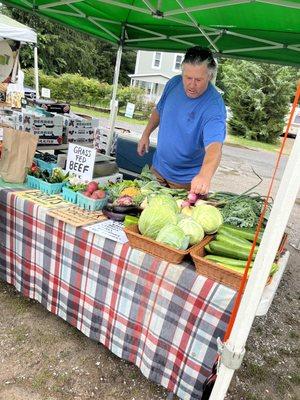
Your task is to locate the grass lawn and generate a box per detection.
[72,105,286,153]
[71,105,147,125]
[226,134,280,152]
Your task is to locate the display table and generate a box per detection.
[0,189,236,399]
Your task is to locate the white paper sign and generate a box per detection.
[66,143,96,181]
[84,220,128,244]
[41,87,51,98]
[125,102,135,118]
[0,127,3,141]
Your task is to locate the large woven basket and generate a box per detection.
[124,224,205,264]
[190,236,245,290]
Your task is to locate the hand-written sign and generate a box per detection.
[66,143,96,181]
[14,190,69,208]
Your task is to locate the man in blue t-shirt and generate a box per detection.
[137,46,226,195]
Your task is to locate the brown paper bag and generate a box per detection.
[0,127,38,183]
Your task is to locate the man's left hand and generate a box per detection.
[191,174,211,195]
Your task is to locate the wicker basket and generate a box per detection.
[124,224,206,264]
[190,236,245,290]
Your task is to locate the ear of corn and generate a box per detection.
[120,187,141,197]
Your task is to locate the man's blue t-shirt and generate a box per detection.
[152,75,226,184]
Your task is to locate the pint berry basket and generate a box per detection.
[77,192,109,211]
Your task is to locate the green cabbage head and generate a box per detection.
[156,224,189,250]
[192,204,223,234]
[177,217,205,246]
[138,205,178,239]
[148,194,178,214]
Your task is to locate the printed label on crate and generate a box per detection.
[66,143,96,181]
[14,190,69,208]
[84,220,128,244]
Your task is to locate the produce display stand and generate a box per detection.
[0,188,236,400]
[1,2,300,399]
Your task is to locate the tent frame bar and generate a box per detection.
[22,0,300,61]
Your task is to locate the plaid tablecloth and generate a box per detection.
[0,189,236,399]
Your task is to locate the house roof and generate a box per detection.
[128,73,171,80]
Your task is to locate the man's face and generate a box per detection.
[182,63,212,98]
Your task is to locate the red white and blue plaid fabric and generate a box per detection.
[0,189,236,399]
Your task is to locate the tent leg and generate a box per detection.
[106,36,124,155]
[209,112,300,399]
[34,45,39,100]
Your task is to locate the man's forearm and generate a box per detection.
[142,108,160,138]
[198,142,222,180]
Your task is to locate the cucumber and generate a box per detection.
[216,234,259,252]
[205,255,254,268]
[218,228,252,245]
[270,263,279,276]
[209,240,255,260]
[220,264,252,277]
[220,224,263,243]
[205,244,212,253]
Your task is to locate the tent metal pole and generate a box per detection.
[106,27,124,155]
[33,45,40,100]
[209,127,300,399]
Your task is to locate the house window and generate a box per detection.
[152,52,162,69]
[174,54,183,71]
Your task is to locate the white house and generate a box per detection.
[129,50,184,103]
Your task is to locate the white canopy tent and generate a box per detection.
[0,13,39,99]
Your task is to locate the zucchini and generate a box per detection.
[216,234,259,252]
[270,263,279,276]
[205,244,212,253]
[220,224,263,243]
[205,255,253,268]
[218,228,252,245]
[209,240,255,260]
[220,264,252,277]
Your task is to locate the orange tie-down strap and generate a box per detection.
[224,81,300,342]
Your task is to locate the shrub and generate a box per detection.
[222,60,296,143]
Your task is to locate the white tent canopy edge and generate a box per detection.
[0,13,39,99]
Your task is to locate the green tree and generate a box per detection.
[222,60,298,143]
[1,6,136,85]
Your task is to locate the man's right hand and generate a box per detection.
[137,134,150,156]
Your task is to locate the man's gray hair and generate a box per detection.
[182,46,217,78]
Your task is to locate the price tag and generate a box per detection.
[84,220,128,244]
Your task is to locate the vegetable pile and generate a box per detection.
[208,191,272,229]
[204,224,278,277]
[138,194,223,250]
[28,163,68,183]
